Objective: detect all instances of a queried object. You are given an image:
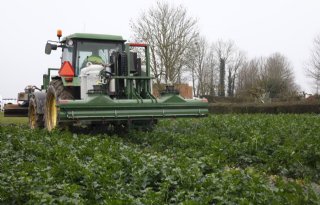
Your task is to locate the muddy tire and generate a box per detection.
[28,96,44,129]
[44,79,74,131]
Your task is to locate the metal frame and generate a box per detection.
[43,68,59,90]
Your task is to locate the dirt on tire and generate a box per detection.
[44,79,74,130]
[28,96,44,128]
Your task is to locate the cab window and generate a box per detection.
[76,41,122,75]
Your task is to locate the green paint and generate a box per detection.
[63,33,125,42]
[85,56,104,65]
[159,94,186,103]
[58,94,208,121]
[61,77,80,87]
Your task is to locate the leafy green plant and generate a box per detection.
[0,114,319,204]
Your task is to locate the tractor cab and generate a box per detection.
[45,31,146,100]
[46,32,126,77]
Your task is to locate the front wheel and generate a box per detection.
[44,79,74,131]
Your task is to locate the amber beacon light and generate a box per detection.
[57,29,62,38]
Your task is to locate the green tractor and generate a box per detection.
[6,30,208,131]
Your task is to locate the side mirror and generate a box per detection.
[45,43,57,55]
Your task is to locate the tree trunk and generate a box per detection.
[192,67,196,97]
[227,68,232,97]
[219,58,225,97]
[209,67,215,96]
[231,75,236,96]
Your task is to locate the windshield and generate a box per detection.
[76,41,122,74]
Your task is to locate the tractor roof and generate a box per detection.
[63,33,125,42]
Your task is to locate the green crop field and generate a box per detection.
[0,114,320,204]
[0,112,28,125]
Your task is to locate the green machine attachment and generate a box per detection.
[26,31,208,131]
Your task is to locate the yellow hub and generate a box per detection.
[29,105,36,129]
[47,94,57,131]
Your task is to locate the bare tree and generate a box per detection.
[260,53,297,98]
[214,40,235,96]
[237,53,298,99]
[131,1,199,84]
[194,37,208,96]
[306,35,320,94]
[236,58,263,98]
[184,40,198,96]
[205,45,218,96]
[184,37,217,97]
[227,50,246,97]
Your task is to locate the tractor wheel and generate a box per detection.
[28,96,44,129]
[44,79,74,131]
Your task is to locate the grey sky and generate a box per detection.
[0,0,319,98]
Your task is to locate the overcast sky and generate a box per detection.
[0,0,319,98]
